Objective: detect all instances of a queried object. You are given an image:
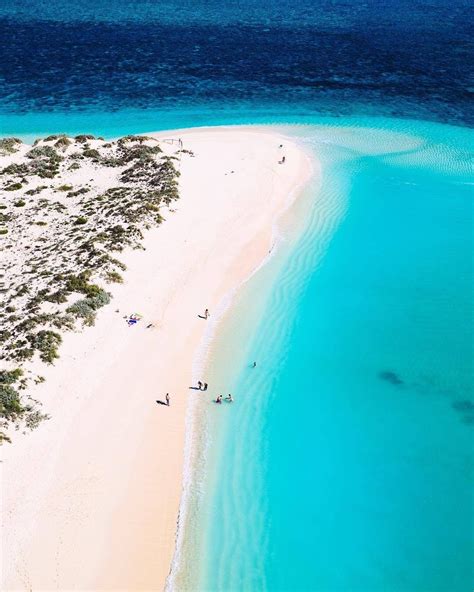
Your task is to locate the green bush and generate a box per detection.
[54,136,72,150]
[0,137,22,155]
[0,228,8,235]
[14,199,26,207]
[74,216,88,225]
[105,271,123,284]
[75,134,96,143]
[26,145,62,162]
[0,384,23,418]
[25,410,49,430]
[1,163,29,176]
[25,185,47,195]
[29,330,62,364]
[0,368,23,384]
[82,148,101,160]
[57,184,73,192]
[5,182,22,191]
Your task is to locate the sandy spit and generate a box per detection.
[1,126,314,591]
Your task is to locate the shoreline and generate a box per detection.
[166,136,316,590]
[2,126,314,590]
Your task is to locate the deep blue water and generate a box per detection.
[1,0,473,134]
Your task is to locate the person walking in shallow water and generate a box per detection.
[226,394,233,403]
[165,393,170,406]
[215,395,223,404]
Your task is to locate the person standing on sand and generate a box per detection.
[204,382,208,391]
[198,381,203,390]
[166,393,170,406]
[205,308,210,319]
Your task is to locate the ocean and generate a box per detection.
[1,1,472,591]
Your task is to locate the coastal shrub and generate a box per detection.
[2,163,29,177]
[67,289,110,323]
[67,300,96,325]
[68,162,81,171]
[105,271,123,284]
[74,216,88,225]
[14,199,26,207]
[75,134,95,143]
[67,187,89,198]
[54,137,72,150]
[82,148,101,160]
[26,145,62,162]
[44,134,65,142]
[29,330,62,364]
[64,271,96,295]
[57,184,73,192]
[5,183,23,191]
[25,410,49,430]
[0,368,23,384]
[0,384,23,418]
[44,290,68,304]
[0,228,7,235]
[0,137,22,155]
[87,289,111,309]
[25,185,47,195]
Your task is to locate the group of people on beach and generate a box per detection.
[157,303,259,410]
[196,381,232,403]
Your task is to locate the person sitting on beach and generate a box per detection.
[216,395,223,404]
[226,394,233,403]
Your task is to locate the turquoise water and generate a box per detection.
[2,1,473,589]
[172,120,473,592]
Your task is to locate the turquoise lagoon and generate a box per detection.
[167,119,473,592]
[1,110,472,590]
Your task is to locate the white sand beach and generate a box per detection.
[1,127,313,591]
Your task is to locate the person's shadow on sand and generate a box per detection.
[156,399,168,406]
[197,314,207,319]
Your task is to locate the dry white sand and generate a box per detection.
[1,127,313,591]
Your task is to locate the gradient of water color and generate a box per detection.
[171,120,473,592]
[1,1,473,590]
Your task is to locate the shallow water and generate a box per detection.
[172,120,473,592]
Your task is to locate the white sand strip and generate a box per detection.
[1,127,313,591]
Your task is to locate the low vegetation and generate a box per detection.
[0,133,186,442]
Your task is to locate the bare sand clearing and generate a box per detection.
[1,127,313,591]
